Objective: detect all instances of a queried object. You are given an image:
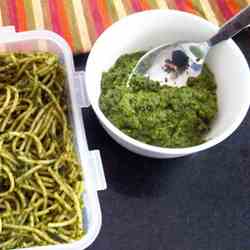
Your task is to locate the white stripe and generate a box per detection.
[72,0,91,51]
[32,0,44,28]
[113,0,127,19]
[156,0,169,9]
[200,0,219,26]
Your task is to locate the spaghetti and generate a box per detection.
[0,52,84,249]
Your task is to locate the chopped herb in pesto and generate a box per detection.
[100,52,218,148]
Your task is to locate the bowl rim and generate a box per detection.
[85,9,250,155]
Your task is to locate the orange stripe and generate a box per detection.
[186,0,199,14]
[98,0,112,28]
[15,0,26,31]
[54,0,73,49]
[225,0,241,14]
[176,0,196,14]
[140,0,151,9]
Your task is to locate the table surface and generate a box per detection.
[74,29,250,250]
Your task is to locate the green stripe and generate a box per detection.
[107,0,118,21]
[63,0,82,53]
[23,0,35,30]
[191,0,205,17]
[147,0,158,8]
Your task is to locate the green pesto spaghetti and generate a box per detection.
[0,52,85,249]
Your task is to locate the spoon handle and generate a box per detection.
[209,6,250,46]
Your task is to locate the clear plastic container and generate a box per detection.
[0,26,107,250]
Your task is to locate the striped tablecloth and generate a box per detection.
[0,0,248,54]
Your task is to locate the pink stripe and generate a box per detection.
[174,0,186,11]
[48,0,62,35]
[131,0,142,11]
[217,0,233,20]
[7,0,18,30]
[88,0,104,36]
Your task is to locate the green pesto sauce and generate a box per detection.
[99,52,218,148]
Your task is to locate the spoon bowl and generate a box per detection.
[127,6,250,88]
[128,41,209,87]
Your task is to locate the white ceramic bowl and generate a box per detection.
[85,10,250,159]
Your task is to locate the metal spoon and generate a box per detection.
[127,6,250,88]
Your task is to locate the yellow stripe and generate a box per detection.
[72,0,91,51]
[156,0,169,9]
[113,0,127,19]
[31,0,44,28]
[31,0,47,51]
[199,0,219,26]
